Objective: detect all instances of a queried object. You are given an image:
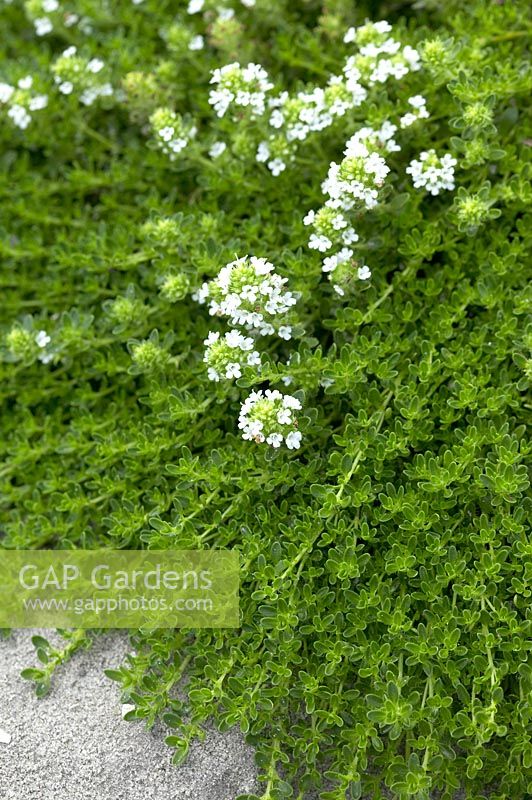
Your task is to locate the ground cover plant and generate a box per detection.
[1,0,531,797]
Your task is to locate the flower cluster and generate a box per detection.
[406,149,457,195]
[256,69,367,175]
[209,62,273,118]
[400,95,430,128]
[195,257,303,447]
[324,146,385,208]
[302,124,397,292]
[0,75,48,129]
[52,47,113,106]
[304,206,358,255]
[252,22,421,176]
[343,20,421,85]
[238,389,302,449]
[5,326,54,364]
[203,330,261,381]
[193,256,297,338]
[268,76,367,144]
[150,108,197,160]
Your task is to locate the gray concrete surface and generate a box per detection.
[0,630,259,800]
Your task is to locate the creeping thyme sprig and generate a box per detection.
[406,149,457,195]
[150,108,197,160]
[343,19,421,84]
[193,255,297,338]
[0,75,48,129]
[252,21,421,177]
[52,47,113,106]
[208,62,273,118]
[5,326,53,364]
[303,124,396,294]
[238,389,302,449]
[324,127,393,213]
[203,329,261,381]
[3,3,531,798]
[256,68,368,175]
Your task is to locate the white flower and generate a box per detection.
[28,94,48,110]
[218,7,235,20]
[80,89,97,105]
[18,76,33,90]
[342,228,358,245]
[0,83,14,103]
[98,83,113,97]
[209,141,226,158]
[266,433,283,448]
[42,0,58,10]
[35,330,51,348]
[8,105,31,129]
[322,254,338,273]
[400,112,417,128]
[282,395,301,410]
[285,431,302,449]
[187,0,204,12]
[409,94,427,109]
[278,325,292,340]
[203,328,261,382]
[59,81,74,95]
[189,35,204,51]
[256,141,270,162]
[344,27,356,44]
[309,233,332,252]
[34,17,53,35]
[277,408,292,425]
[357,265,371,280]
[87,58,105,74]
[225,362,242,379]
[204,331,220,346]
[268,158,286,176]
[247,351,261,366]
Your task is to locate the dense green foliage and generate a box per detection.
[1,0,531,798]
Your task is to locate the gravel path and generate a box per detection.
[0,630,258,800]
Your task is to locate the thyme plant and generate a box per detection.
[1,0,531,798]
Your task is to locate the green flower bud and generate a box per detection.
[6,327,37,360]
[130,339,169,372]
[160,273,191,302]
